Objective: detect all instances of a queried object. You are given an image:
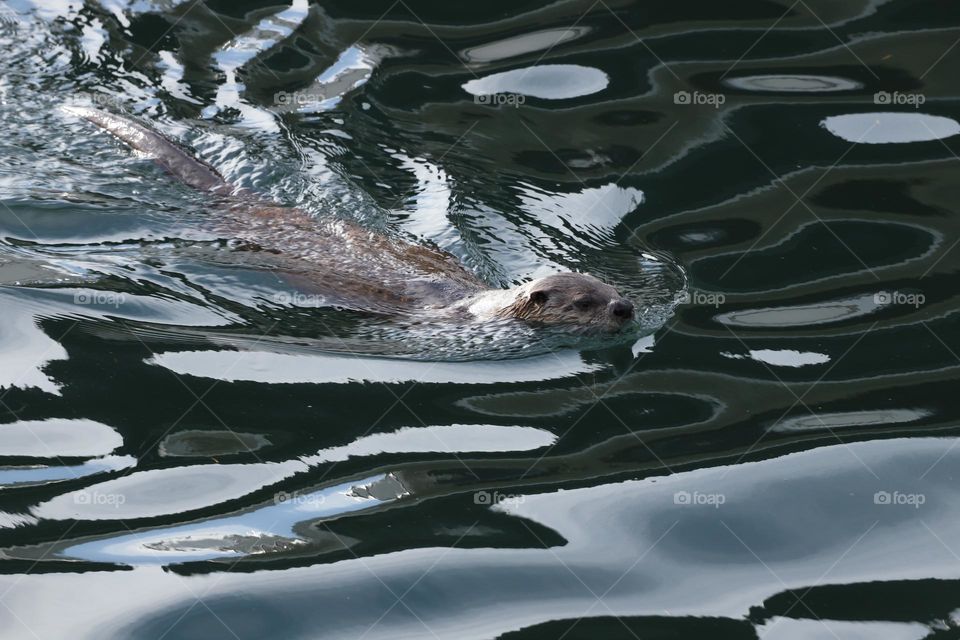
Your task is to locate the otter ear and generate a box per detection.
[529,290,548,306]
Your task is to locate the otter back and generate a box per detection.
[69,107,488,313]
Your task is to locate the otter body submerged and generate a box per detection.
[68,107,634,332]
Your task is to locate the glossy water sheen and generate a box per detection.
[1,0,959,638]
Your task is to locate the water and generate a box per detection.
[0,0,959,638]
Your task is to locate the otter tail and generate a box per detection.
[65,106,234,195]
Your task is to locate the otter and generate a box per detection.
[67,106,635,332]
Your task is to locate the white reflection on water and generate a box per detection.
[31,460,306,520]
[390,152,456,253]
[276,45,384,113]
[722,349,830,367]
[770,408,931,433]
[517,182,644,247]
[0,511,37,529]
[147,348,602,384]
[717,293,883,327]
[0,301,68,394]
[724,74,861,92]
[821,112,960,144]
[0,418,122,457]
[58,473,407,564]
[0,455,136,487]
[200,0,310,127]
[44,427,553,563]
[463,64,609,100]
[755,618,929,640]
[304,424,555,464]
[6,437,960,638]
[460,28,589,64]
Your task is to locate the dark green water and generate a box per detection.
[2,0,960,638]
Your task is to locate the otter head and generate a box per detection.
[498,272,634,333]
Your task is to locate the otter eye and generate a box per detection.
[574,297,593,311]
[530,290,548,305]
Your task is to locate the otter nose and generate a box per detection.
[611,299,634,320]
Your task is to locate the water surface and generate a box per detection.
[1,0,960,638]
